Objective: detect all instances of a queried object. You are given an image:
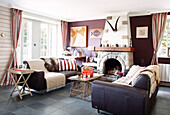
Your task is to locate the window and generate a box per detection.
[158,19,170,57]
[40,23,57,57]
[17,19,32,65]
[17,16,60,66]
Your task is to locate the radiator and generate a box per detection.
[159,64,170,82]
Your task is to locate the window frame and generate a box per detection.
[17,19,32,65]
[158,19,170,58]
[40,22,57,57]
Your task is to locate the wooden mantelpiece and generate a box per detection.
[95,47,135,52]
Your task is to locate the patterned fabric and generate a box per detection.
[59,59,77,71]
[113,77,131,86]
[125,65,145,85]
[0,8,22,86]
[61,20,68,50]
[151,13,167,65]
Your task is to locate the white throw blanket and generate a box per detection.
[26,59,48,73]
[45,72,65,92]
[27,59,66,91]
[114,65,159,98]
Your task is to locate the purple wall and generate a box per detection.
[67,16,170,65]
[130,15,153,66]
[67,19,106,57]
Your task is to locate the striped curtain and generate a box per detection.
[61,20,68,50]
[151,13,167,65]
[0,8,22,86]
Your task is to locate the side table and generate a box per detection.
[8,68,34,99]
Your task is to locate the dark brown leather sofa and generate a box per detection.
[91,74,158,115]
[23,60,79,92]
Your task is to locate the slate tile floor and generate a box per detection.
[0,83,170,115]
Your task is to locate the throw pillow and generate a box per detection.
[59,59,77,71]
[68,59,77,70]
[51,57,59,72]
[41,58,57,72]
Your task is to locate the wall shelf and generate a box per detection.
[94,47,135,52]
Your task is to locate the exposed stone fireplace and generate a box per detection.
[97,51,134,74]
[96,13,134,75]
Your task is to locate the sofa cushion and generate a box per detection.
[59,70,78,78]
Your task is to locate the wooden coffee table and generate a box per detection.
[68,73,104,100]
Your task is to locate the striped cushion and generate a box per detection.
[59,59,77,71]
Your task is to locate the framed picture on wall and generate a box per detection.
[70,26,87,47]
[90,28,103,39]
[136,26,148,38]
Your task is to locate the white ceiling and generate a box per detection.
[0,0,170,22]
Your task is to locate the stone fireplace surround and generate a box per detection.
[97,51,134,74]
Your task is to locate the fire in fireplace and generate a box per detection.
[103,58,122,75]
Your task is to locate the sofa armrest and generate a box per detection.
[27,70,46,91]
[132,74,150,93]
[91,80,148,115]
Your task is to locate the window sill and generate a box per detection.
[158,56,170,59]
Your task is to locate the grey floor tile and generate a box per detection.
[70,107,94,115]
[0,84,170,115]
[38,106,58,115]
[49,109,70,115]
[0,108,16,115]
[12,106,42,115]
[3,103,24,112]
[37,97,58,105]
[50,101,68,109]
[60,102,82,113]
[27,102,48,110]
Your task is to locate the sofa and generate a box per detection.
[91,65,159,115]
[23,57,79,92]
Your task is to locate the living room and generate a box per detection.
[0,0,170,115]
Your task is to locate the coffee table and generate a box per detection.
[68,73,104,100]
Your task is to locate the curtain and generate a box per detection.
[61,20,68,51]
[151,13,167,65]
[0,8,22,86]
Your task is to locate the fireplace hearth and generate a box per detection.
[103,58,122,75]
[97,51,134,74]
